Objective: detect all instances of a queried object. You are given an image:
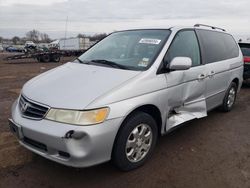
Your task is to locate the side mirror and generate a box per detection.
[169,57,192,71]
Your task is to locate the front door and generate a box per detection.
[163,30,207,131]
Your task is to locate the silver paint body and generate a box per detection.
[169,57,192,71]
[10,26,243,167]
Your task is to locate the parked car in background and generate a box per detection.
[239,42,250,80]
[17,46,25,53]
[6,46,25,53]
[0,44,3,52]
[25,41,36,48]
[48,40,59,49]
[9,24,243,171]
[6,46,18,52]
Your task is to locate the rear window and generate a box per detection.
[196,30,239,64]
[239,44,250,57]
[241,48,250,57]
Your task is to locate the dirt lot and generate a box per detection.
[0,52,250,188]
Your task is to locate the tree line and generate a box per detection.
[0,30,52,44]
[0,29,108,45]
[77,33,107,41]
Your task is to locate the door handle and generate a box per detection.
[208,70,215,78]
[198,74,206,81]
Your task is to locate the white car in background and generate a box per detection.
[25,41,36,48]
[0,44,4,52]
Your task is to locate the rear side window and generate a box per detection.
[196,30,239,64]
[164,30,201,67]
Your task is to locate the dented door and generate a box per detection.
[163,30,208,131]
[165,65,207,130]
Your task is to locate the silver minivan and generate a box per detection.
[9,24,243,171]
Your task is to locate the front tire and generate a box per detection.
[221,82,237,112]
[112,112,158,171]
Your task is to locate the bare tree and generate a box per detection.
[26,29,40,42]
[90,33,107,41]
[77,33,87,38]
[76,33,107,41]
[40,33,51,43]
[12,36,20,44]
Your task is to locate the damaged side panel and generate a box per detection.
[165,66,208,131]
[167,99,207,130]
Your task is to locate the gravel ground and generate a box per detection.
[0,52,249,188]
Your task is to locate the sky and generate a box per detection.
[0,0,250,40]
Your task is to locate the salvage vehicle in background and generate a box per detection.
[9,24,243,171]
[5,46,86,63]
[5,38,91,63]
[239,42,250,80]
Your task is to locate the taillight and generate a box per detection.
[244,57,250,64]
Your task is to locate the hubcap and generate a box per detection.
[125,124,152,163]
[227,87,236,108]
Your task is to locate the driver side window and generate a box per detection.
[164,30,201,67]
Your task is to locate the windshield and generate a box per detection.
[77,29,171,70]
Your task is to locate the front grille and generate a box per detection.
[23,137,47,152]
[19,95,49,119]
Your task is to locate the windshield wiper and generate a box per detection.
[75,57,90,64]
[90,59,128,70]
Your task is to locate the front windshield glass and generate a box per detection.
[77,29,171,70]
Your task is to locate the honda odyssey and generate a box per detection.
[9,24,243,171]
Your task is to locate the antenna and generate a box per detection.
[63,16,68,49]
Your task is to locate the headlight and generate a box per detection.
[45,107,109,125]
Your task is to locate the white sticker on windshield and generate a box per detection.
[139,38,161,45]
[138,58,150,67]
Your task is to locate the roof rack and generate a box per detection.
[194,24,226,32]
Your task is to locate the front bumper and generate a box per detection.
[10,100,123,167]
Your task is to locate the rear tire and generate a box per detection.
[221,82,237,112]
[37,56,42,62]
[112,112,158,171]
[50,54,60,62]
[41,54,50,62]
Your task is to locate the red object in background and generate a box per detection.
[244,57,250,63]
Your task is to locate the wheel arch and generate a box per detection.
[111,104,163,159]
[124,104,162,135]
[112,104,162,147]
[231,77,239,90]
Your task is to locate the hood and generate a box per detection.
[22,62,141,109]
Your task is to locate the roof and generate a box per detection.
[171,24,227,33]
